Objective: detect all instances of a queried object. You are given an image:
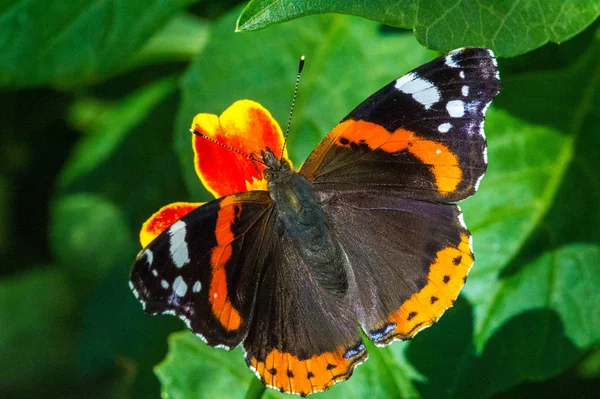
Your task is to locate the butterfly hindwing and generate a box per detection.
[130,191,272,349]
[321,189,473,344]
[243,231,367,396]
[301,47,500,202]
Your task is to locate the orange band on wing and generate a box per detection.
[248,344,366,396]
[384,233,473,340]
[140,202,204,247]
[334,119,462,195]
[209,198,243,331]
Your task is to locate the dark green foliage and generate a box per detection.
[0,1,598,398]
[236,0,600,57]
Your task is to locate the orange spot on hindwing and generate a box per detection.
[374,233,473,343]
[209,198,242,331]
[334,119,462,195]
[248,343,367,396]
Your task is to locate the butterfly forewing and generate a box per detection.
[301,47,500,202]
[130,191,273,349]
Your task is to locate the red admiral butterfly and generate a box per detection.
[130,48,500,396]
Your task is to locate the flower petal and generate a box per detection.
[140,202,203,247]
[191,100,290,198]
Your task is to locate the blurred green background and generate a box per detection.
[1,1,599,398]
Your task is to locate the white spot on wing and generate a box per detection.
[413,88,441,110]
[151,269,158,277]
[395,72,441,109]
[488,49,498,66]
[435,149,442,154]
[446,100,465,117]
[487,49,500,79]
[474,173,485,191]
[394,72,414,88]
[173,276,188,297]
[445,53,460,68]
[144,249,153,265]
[193,280,201,293]
[169,220,190,268]
[195,333,208,344]
[438,122,452,133]
[457,212,467,229]
[462,85,469,97]
[479,120,486,138]
[459,71,465,79]
[129,281,140,299]
[161,279,169,289]
[481,101,492,115]
[483,146,488,164]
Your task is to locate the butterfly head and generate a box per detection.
[262,147,292,182]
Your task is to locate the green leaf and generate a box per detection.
[128,13,210,69]
[577,344,600,379]
[58,76,189,232]
[463,27,600,351]
[471,243,600,351]
[0,176,10,253]
[155,332,255,399]
[49,193,135,283]
[236,0,600,57]
[406,299,580,398]
[0,89,76,274]
[53,75,192,398]
[0,268,77,396]
[76,259,181,398]
[59,76,178,189]
[0,0,196,88]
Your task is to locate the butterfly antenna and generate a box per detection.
[280,55,305,161]
[190,128,265,176]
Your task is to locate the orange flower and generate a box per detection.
[139,100,291,247]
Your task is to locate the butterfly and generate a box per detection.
[130,48,500,396]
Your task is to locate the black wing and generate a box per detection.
[130,191,272,349]
[322,190,473,344]
[243,230,367,396]
[301,47,500,202]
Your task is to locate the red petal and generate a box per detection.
[191,100,290,198]
[139,202,203,247]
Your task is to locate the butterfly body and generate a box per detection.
[131,48,500,396]
[264,151,321,238]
